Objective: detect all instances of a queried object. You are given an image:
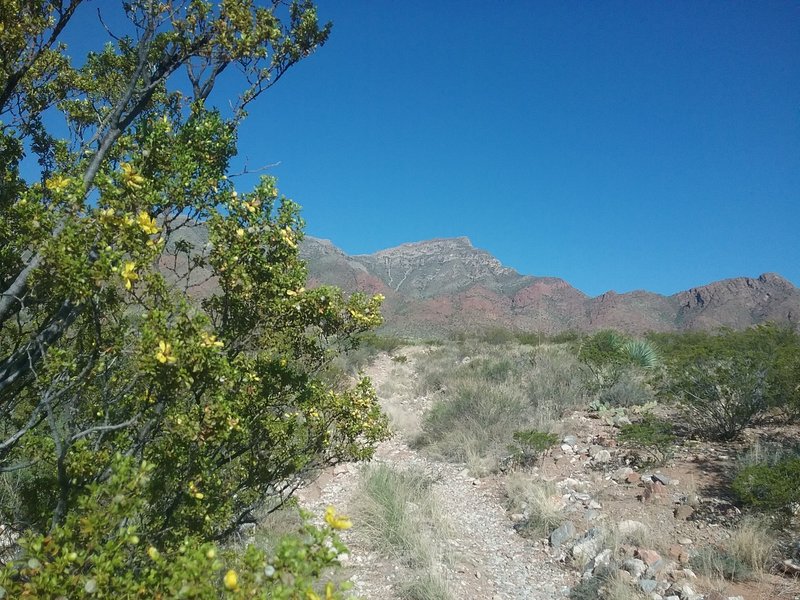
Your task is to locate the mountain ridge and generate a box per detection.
[300,236,800,336]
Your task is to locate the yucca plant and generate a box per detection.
[622,339,661,369]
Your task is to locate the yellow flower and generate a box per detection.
[120,162,145,190]
[45,175,71,193]
[279,226,297,249]
[306,591,321,600]
[137,211,159,235]
[236,227,245,237]
[99,207,116,223]
[121,261,138,290]
[325,582,335,600]
[324,506,352,530]
[147,546,160,561]
[200,331,224,348]
[155,340,176,364]
[223,569,238,591]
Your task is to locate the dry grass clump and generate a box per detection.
[354,464,453,599]
[415,343,590,472]
[724,515,777,575]
[398,569,452,600]
[601,520,657,555]
[602,573,648,600]
[504,474,563,538]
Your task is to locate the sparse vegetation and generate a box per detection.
[617,415,676,466]
[504,475,562,538]
[508,429,559,468]
[416,344,590,472]
[354,464,452,599]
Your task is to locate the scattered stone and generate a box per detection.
[590,548,612,572]
[652,473,671,485]
[592,450,612,463]
[588,445,604,457]
[626,472,642,484]
[667,545,689,564]
[560,443,575,453]
[678,538,693,546]
[549,521,577,548]
[618,519,647,538]
[510,513,524,522]
[613,414,632,426]
[621,558,647,579]
[705,592,725,600]
[639,579,658,594]
[563,435,577,446]
[781,558,800,574]
[642,480,667,502]
[588,500,602,510]
[570,529,603,565]
[573,493,592,503]
[612,466,634,482]
[635,548,662,566]
[674,505,694,520]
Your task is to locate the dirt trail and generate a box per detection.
[297,350,570,599]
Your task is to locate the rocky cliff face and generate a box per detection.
[300,236,800,337]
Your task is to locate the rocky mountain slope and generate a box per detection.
[300,236,800,336]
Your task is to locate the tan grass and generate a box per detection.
[724,515,777,575]
[603,573,648,600]
[354,464,454,599]
[504,473,563,538]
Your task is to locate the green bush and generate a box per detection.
[508,429,558,467]
[0,458,351,599]
[732,457,800,511]
[652,324,800,421]
[671,357,767,440]
[617,415,675,466]
[0,0,389,551]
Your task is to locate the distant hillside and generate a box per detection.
[300,236,800,337]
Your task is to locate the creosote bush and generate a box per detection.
[0,0,389,595]
[0,457,352,599]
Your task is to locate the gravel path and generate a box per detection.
[297,350,571,599]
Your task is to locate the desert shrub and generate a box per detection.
[672,357,768,440]
[617,415,676,466]
[398,571,452,600]
[355,465,452,599]
[0,1,390,592]
[419,379,527,465]
[355,465,443,568]
[598,370,657,407]
[0,458,350,599]
[732,457,800,511]
[507,429,559,468]
[654,324,800,421]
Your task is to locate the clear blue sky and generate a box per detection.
[58,2,800,296]
[232,1,800,297]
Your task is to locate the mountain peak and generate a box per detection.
[300,236,800,336]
